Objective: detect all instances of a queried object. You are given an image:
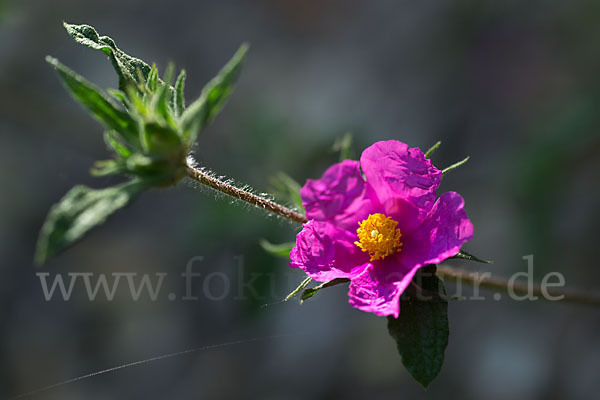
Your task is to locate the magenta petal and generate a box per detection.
[300,160,373,231]
[384,196,427,236]
[289,220,370,282]
[360,140,441,215]
[400,191,474,267]
[347,257,421,318]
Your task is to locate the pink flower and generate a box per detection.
[290,140,473,317]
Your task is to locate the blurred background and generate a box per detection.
[1,0,600,399]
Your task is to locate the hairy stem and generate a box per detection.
[185,158,308,224]
[185,158,600,307]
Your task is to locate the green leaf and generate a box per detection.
[300,278,350,302]
[441,156,469,175]
[269,172,304,211]
[180,43,248,144]
[35,180,147,264]
[63,22,151,92]
[387,265,449,388]
[46,56,140,147]
[174,69,186,117]
[259,239,295,258]
[450,250,492,264]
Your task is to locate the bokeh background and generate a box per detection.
[1,0,600,399]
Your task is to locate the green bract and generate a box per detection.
[36,23,247,264]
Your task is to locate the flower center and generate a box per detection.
[354,213,402,261]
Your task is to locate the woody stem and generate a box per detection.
[436,265,600,306]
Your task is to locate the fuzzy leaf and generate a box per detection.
[63,22,151,91]
[387,265,449,388]
[47,56,139,147]
[35,180,147,264]
[180,44,248,144]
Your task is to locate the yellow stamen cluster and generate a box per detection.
[354,213,403,261]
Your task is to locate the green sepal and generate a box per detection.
[35,180,147,265]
